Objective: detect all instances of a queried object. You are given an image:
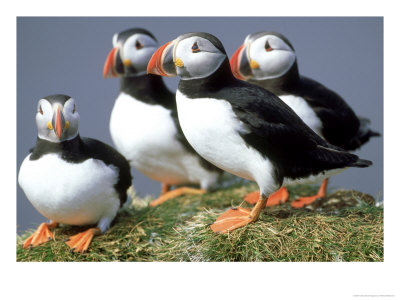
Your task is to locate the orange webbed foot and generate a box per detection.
[23,222,58,249]
[210,207,254,234]
[244,187,289,207]
[291,194,322,208]
[150,187,206,207]
[266,187,289,206]
[243,191,259,205]
[291,178,329,209]
[65,227,101,253]
[211,194,268,234]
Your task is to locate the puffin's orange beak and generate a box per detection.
[230,44,246,80]
[103,47,118,78]
[147,41,176,77]
[55,107,63,139]
[230,43,254,81]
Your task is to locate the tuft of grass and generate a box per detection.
[17,182,383,262]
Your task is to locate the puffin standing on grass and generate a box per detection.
[103,28,222,206]
[147,32,372,233]
[230,31,380,208]
[18,94,132,253]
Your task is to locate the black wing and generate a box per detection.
[293,76,379,150]
[223,81,366,181]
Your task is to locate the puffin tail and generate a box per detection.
[346,116,380,150]
[316,145,373,170]
[349,158,373,168]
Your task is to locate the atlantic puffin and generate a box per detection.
[147,32,372,233]
[230,31,380,208]
[18,94,132,253]
[103,28,222,206]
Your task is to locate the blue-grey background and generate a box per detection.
[17,17,383,234]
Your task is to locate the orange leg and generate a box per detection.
[161,183,170,195]
[210,193,268,234]
[149,187,206,207]
[23,221,58,249]
[244,187,289,206]
[65,227,101,253]
[291,178,329,208]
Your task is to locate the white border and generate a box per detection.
[2,1,398,299]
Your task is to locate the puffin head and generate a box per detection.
[230,31,296,81]
[103,28,159,78]
[35,94,79,143]
[147,32,228,80]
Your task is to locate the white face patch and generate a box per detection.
[121,33,158,75]
[35,98,79,142]
[62,98,79,140]
[36,99,53,140]
[248,35,296,80]
[174,36,226,80]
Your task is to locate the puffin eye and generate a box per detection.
[135,40,143,50]
[72,104,76,113]
[192,42,200,53]
[265,40,273,52]
[39,105,43,115]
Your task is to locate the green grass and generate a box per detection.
[16,181,383,262]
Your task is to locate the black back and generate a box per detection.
[43,94,72,106]
[119,74,222,174]
[116,28,157,44]
[178,32,227,54]
[30,135,132,207]
[178,59,370,184]
[246,31,296,52]
[252,63,379,151]
[120,74,175,110]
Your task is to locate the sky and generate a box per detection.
[16,16,383,233]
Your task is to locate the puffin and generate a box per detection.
[147,32,373,233]
[103,28,222,206]
[18,94,132,253]
[230,31,380,208]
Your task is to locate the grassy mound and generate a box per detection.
[17,182,383,262]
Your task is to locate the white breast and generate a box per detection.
[176,90,279,195]
[109,92,218,188]
[18,153,120,231]
[279,95,323,136]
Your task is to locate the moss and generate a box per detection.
[17,182,383,262]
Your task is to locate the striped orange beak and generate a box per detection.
[53,106,65,139]
[147,41,177,77]
[103,47,118,78]
[230,43,253,80]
